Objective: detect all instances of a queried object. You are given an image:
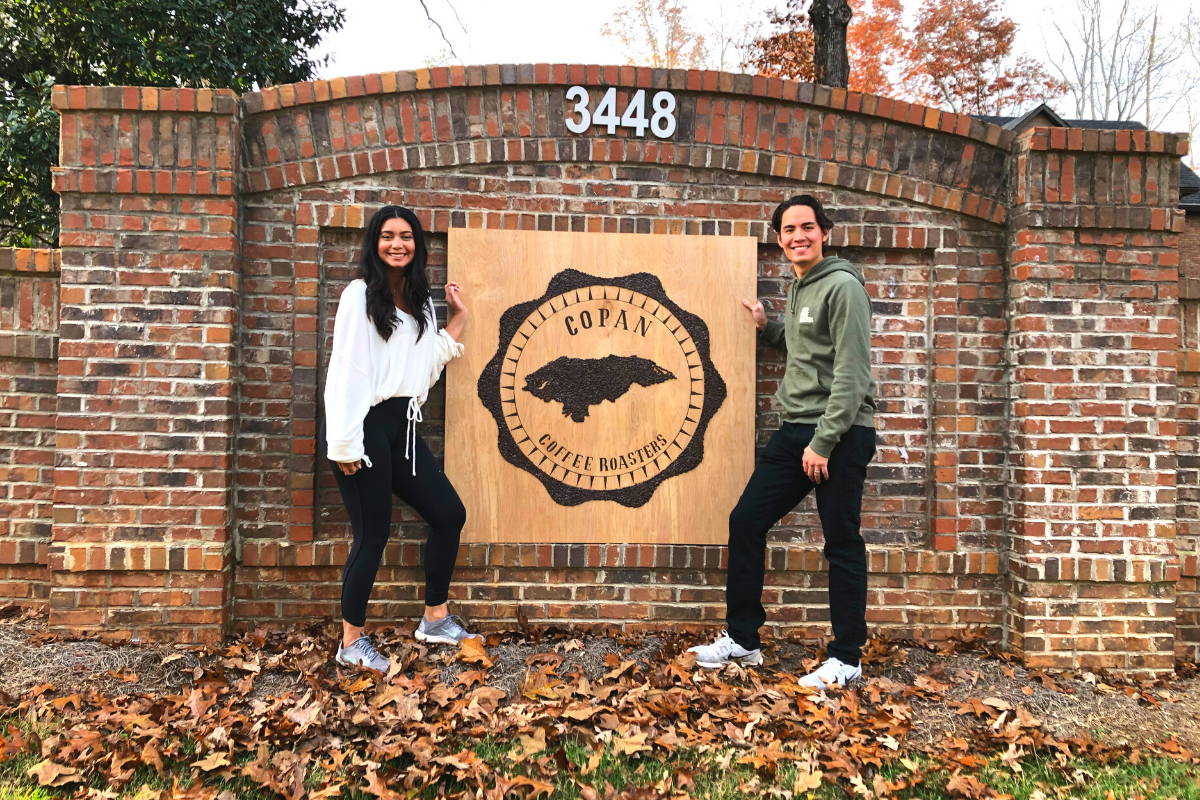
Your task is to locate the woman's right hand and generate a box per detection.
[336,459,363,476]
[445,282,467,317]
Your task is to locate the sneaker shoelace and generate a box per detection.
[353,636,382,662]
[816,659,849,683]
[715,631,739,655]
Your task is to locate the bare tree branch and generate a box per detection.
[1047,0,1186,126]
[418,0,460,62]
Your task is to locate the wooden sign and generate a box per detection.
[446,229,756,544]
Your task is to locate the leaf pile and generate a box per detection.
[1,622,1197,799]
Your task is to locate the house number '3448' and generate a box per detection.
[564,86,678,138]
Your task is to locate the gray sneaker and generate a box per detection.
[687,630,764,668]
[334,635,389,673]
[414,614,481,645]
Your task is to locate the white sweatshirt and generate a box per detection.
[324,279,464,464]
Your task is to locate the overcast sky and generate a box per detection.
[312,0,1199,137]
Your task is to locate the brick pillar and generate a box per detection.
[1177,217,1200,660]
[49,86,239,642]
[1005,127,1185,675]
[0,248,59,606]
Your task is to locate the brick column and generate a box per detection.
[0,248,59,605]
[1005,127,1185,675]
[49,86,239,642]
[1177,216,1200,660]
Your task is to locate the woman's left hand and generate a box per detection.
[446,282,467,316]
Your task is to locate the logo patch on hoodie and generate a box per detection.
[797,306,814,324]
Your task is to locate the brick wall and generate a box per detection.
[47,87,240,641]
[231,179,1006,638]
[1179,215,1200,660]
[2,65,1189,673]
[0,248,58,605]
[1006,128,1185,671]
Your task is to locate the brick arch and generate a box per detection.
[238,64,1013,225]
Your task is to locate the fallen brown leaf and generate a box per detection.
[459,637,494,668]
[191,751,231,772]
[26,759,81,787]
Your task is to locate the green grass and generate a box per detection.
[0,784,54,800]
[0,747,52,800]
[971,754,1200,800]
[808,752,1200,800]
[457,741,1200,800]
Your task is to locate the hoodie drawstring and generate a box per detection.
[404,397,422,476]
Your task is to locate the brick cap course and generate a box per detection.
[0,331,57,359]
[237,63,1016,150]
[51,85,237,115]
[49,543,232,573]
[51,167,236,197]
[0,539,49,567]
[298,202,968,248]
[1008,554,1180,583]
[1017,125,1190,156]
[1010,204,1184,231]
[0,248,60,273]
[239,540,1004,576]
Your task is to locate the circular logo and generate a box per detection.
[478,270,725,507]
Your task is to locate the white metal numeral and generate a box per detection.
[564,85,590,134]
[650,91,677,138]
[620,89,649,137]
[593,87,620,134]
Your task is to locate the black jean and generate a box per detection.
[329,397,466,627]
[726,422,876,665]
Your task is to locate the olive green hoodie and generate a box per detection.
[760,255,876,457]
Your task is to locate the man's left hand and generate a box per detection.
[802,446,829,484]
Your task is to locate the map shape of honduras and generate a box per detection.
[522,354,676,422]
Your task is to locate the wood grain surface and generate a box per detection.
[446,228,757,544]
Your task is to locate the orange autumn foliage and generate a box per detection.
[902,0,1066,114]
[847,0,905,96]
[748,0,1065,115]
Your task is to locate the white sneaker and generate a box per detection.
[687,630,763,668]
[799,657,862,690]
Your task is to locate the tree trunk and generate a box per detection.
[809,0,853,88]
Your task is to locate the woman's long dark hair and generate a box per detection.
[358,205,431,341]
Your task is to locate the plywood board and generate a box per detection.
[446,228,756,544]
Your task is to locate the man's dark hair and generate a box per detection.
[770,194,834,233]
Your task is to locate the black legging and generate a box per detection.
[329,397,466,627]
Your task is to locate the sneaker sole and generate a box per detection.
[800,673,862,690]
[694,652,764,669]
[415,629,482,646]
[333,654,386,673]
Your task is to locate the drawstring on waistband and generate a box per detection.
[404,397,422,476]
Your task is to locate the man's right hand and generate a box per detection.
[741,298,767,331]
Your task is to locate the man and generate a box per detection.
[688,194,877,690]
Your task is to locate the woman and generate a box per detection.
[324,205,478,672]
